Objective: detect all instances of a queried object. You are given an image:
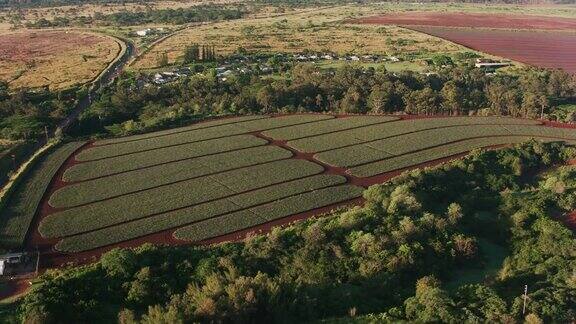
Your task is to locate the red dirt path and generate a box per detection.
[18,115,576,269]
[352,12,576,31]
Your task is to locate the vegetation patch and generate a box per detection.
[0,142,84,248]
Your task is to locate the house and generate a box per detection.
[136,28,152,37]
[474,62,510,68]
[350,55,360,61]
[322,54,334,60]
[0,252,26,276]
[389,56,400,62]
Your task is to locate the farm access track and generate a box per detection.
[23,114,576,268]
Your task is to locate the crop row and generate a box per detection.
[50,146,292,208]
[40,159,324,238]
[317,124,576,168]
[95,115,268,146]
[173,185,364,242]
[349,136,574,177]
[288,116,541,153]
[53,174,350,252]
[0,142,85,248]
[63,135,267,182]
[79,115,333,161]
[262,116,399,141]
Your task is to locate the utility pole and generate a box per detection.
[523,285,528,315]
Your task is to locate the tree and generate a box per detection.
[440,81,463,115]
[100,248,137,278]
[156,52,169,67]
[183,44,200,64]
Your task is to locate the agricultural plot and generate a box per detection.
[7,114,574,256]
[76,114,332,161]
[352,12,576,74]
[0,142,84,248]
[0,31,120,90]
[288,116,540,153]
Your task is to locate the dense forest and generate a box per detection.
[24,4,246,27]
[73,64,576,138]
[6,141,575,323]
[0,81,80,140]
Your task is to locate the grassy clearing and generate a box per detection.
[133,5,463,69]
[288,116,541,153]
[54,174,348,252]
[349,136,573,177]
[0,31,119,90]
[262,116,398,141]
[40,159,323,238]
[173,184,363,242]
[78,115,333,161]
[0,142,84,248]
[64,134,267,182]
[51,145,291,208]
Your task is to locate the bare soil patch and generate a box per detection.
[0,30,120,90]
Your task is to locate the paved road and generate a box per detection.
[57,38,135,133]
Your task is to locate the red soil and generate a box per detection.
[0,279,31,300]
[410,26,576,74]
[564,211,576,231]
[19,115,576,271]
[351,12,576,74]
[0,31,111,63]
[352,12,576,31]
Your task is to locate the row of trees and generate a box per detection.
[12,141,576,322]
[75,64,576,137]
[24,5,246,27]
[0,81,78,140]
[183,44,217,63]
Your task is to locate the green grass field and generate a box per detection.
[2,114,574,253]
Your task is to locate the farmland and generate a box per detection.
[353,12,576,74]
[0,114,571,259]
[0,30,121,90]
[132,5,464,69]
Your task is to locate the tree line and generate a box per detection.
[24,4,246,27]
[74,64,576,138]
[10,140,576,323]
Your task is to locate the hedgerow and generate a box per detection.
[54,175,348,252]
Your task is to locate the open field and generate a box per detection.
[1,114,574,258]
[352,12,576,74]
[132,5,464,69]
[0,30,120,90]
[353,12,576,31]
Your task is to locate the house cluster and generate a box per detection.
[474,58,511,69]
[152,67,193,84]
[134,27,165,37]
[291,53,401,63]
[0,252,27,276]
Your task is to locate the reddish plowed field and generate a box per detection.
[352,12,576,74]
[411,26,576,74]
[353,12,576,31]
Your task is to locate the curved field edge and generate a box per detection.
[173,185,364,242]
[53,175,354,252]
[0,142,85,248]
[350,136,576,177]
